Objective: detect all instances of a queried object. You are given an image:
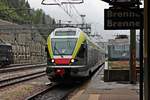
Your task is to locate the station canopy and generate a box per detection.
[41,0,83,5]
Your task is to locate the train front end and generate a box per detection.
[46,28,87,82]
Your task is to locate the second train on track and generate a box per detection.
[45,27,105,82]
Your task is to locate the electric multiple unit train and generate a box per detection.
[45,27,105,82]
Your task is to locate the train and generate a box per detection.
[0,43,13,67]
[45,27,105,82]
[108,35,139,61]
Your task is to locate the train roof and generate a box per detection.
[54,27,79,31]
[48,27,105,53]
[49,27,83,38]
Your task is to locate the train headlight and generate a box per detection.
[51,59,55,63]
[71,59,75,63]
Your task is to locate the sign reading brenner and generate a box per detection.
[104,8,143,30]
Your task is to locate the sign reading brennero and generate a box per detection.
[104,8,143,29]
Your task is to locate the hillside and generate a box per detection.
[0,0,55,25]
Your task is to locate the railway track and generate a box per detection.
[0,63,35,69]
[0,63,47,88]
[0,70,46,88]
[6,63,32,67]
[26,83,79,100]
[0,63,46,73]
[26,83,58,100]
[26,64,105,100]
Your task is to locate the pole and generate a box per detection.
[139,22,143,100]
[130,30,136,84]
[144,0,150,99]
[135,0,144,99]
[59,20,61,27]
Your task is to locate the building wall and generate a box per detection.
[0,19,46,64]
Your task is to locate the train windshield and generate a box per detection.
[52,38,77,55]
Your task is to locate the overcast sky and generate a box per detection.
[27,0,131,41]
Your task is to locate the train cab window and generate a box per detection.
[52,38,77,55]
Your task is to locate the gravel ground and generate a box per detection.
[0,75,50,100]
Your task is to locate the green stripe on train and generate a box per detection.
[47,36,53,58]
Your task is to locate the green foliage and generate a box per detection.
[32,9,44,24]
[0,0,56,40]
[0,0,55,24]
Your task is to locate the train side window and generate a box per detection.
[77,42,87,58]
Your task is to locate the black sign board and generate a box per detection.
[104,8,143,30]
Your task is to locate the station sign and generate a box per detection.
[104,8,143,30]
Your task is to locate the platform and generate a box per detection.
[69,65,139,100]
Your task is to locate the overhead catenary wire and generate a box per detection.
[41,0,82,23]
[57,0,81,23]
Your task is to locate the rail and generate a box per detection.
[0,70,46,88]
